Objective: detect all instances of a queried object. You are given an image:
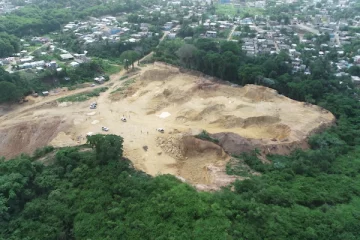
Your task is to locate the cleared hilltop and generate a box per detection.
[0,63,335,189]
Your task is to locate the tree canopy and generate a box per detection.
[120,50,140,70]
[0,33,20,58]
[1,123,360,239]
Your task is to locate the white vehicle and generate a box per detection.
[156,128,164,133]
[102,126,109,132]
[121,117,127,122]
[90,102,97,109]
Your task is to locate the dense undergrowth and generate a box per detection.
[1,130,360,239]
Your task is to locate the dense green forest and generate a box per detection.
[1,125,360,239]
[0,33,20,58]
[0,68,37,102]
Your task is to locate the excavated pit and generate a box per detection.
[107,64,335,189]
[0,64,336,190]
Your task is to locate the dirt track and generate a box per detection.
[0,63,335,190]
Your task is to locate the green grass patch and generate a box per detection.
[240,7,264,17]
[111,87,125,94]
[195,130,219,144]
[111,87,124,94]
[215,4,264,17]
[103,64,122,75]
[229,150,270,174]
[123,78,135,87]
[111,79,135,94]
[58,87,108,102]
[67,83,92,91]
[120,75,129,80]
[215,4,237,17]
[24,45,40,52]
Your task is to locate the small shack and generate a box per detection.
[60,53,74,61]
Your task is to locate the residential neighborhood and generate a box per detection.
[1,0,360,85]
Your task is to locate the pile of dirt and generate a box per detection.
[194,164,247,191]
[0,116,70,159]
[211,115,281,129]
[141,68,179,82]
[50,131,79,147]
[211,132,261,155]
[156,135,227,160]
[176,104,226,122]
[211,132,309,156]
[180,136,226,158]
[176,161,248,192]
[243,85,279,102]
[156,135,229,184]
[156,135,184,160]
[109,81,139,101]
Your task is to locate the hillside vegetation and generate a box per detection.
[1,130,360,239]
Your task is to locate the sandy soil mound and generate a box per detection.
[0,117,70,158]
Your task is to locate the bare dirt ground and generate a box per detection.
[0,63,335,190]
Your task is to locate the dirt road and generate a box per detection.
[227,25,237,41]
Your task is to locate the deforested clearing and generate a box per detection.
[0,64,335,190]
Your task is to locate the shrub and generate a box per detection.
[195,130,219,144]
[32,146,55,159]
